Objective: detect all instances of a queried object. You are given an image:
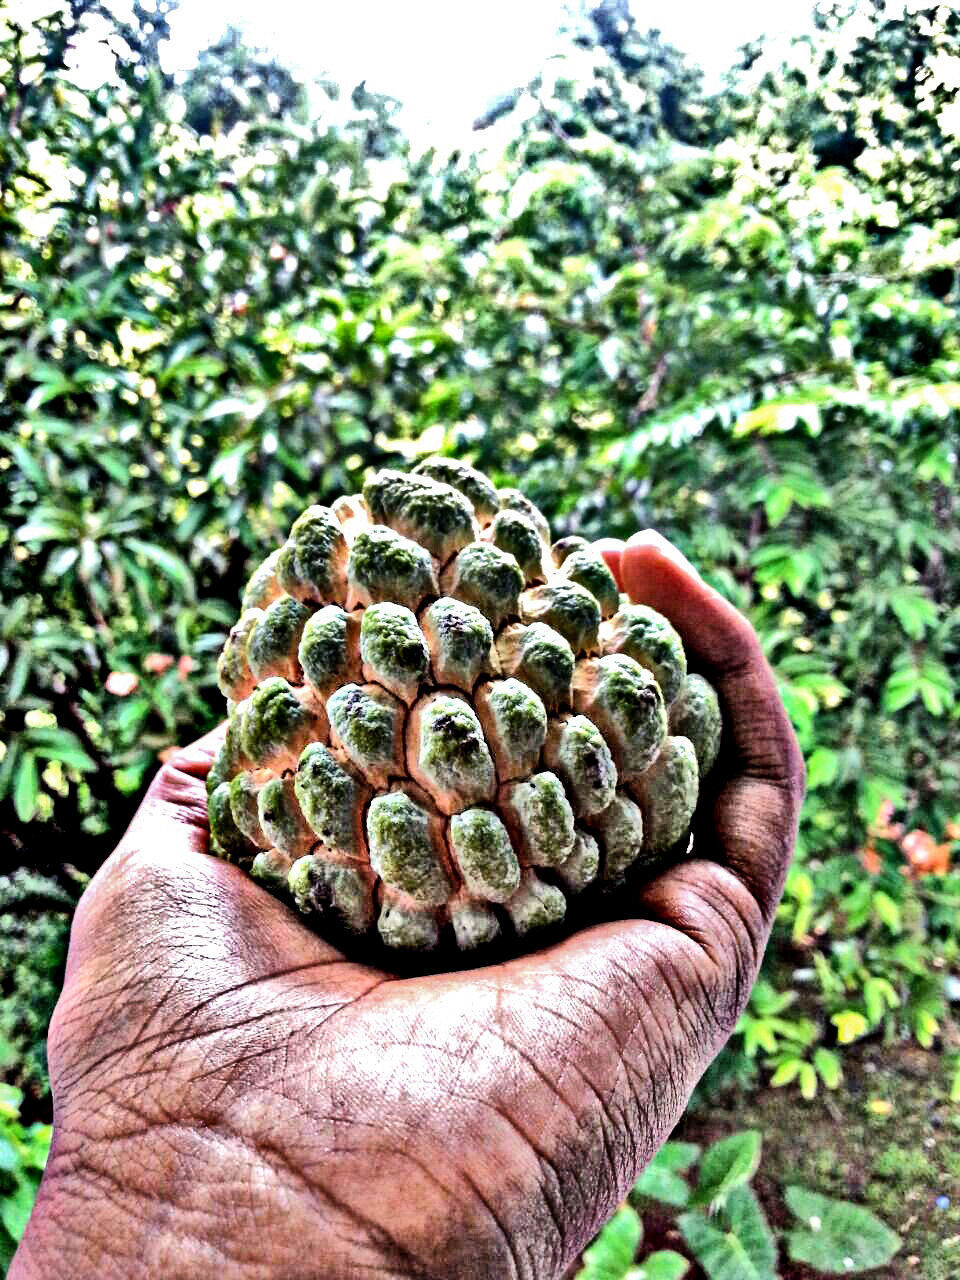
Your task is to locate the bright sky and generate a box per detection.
[25,0,819,150]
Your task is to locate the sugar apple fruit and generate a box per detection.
[207,458,722,962]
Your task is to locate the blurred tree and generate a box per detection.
[180,25,304,136]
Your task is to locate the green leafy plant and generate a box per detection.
[580,1132,901,1279]
[0,1084,51,1274]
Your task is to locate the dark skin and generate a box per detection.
[12,533,804,1280]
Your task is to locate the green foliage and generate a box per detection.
[687,1131,762,1211]
[581,1134,900,1279]
[677,1186,776,1280]
[0,1084,51,1274]
[784,1185,902,1273]
[0,870,85,1099]
[630,1141,699,1207]
[578,1206,644,1280]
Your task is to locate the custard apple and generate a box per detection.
[207,458,722,960]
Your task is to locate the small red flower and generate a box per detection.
[871,799,904,842]
[105,671,139,696]
[860,839,883,875]
[143,652,175,675]
[177,654,196,680]
[901,828,951,878]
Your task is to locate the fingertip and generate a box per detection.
[163,723,227,780]
[623,529,702,583]
[591,537,625,589]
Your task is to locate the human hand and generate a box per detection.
[13,531,804,1280]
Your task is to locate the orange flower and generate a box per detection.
[177,654,196,680]
[901,828,951,878]
[860,839,883,875]
[143,652,175,675]
[945,818,960,842]
[105,671,139,696]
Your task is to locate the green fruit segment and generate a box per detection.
[378,899,440,950]
[327,682,404,786]
[475,677,548,781]
[630,735,699,855]
[448,808,521,902]
[408,693,497,814]
[557,550,620,620]
[228,772,270,849]
[367,791,452,906]
[450,900,501,949]
[488,510,546,583]
[217,609,261,701]
[551,535,589,566]
[544,714,618,817]
[497,488,550,540]
[348,526,438,611]
[496,622,575,710]
[247,596,312,683]
[209,781,253,862]
[251,848,293,894]
[602,604,687,704]
[519,582,601,653]
[505,871,566,935]
[669,673,722,775]
[295,742,368,859]
[277,505,349,604]
[421,597,495,691]
[556,830,600,893]
[441,542,524,628]
[589,792,646,878]
[363,469,478,561]
[241,548,283,612]
[257,774,315,857]
[501,771,576,868]
[299,605,359,699]
[412,456,500,523]
[289,853,374,934]
[573,653,667,779]
[241,677,324,769]
[360,601,429,703]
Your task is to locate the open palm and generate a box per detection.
[14,534,804,1280]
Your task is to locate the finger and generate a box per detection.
[592,537,626,584]
[619,530,805,920]
[162,722,228,777]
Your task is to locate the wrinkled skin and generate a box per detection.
[12,534,804,1280]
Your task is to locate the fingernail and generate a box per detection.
[625,529,702,580]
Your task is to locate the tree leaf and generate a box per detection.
[626,1250,690,1280]
[677,1206,775,1280]
[785,1186,901,1272]
[125,539,196,600]
[578,1206,643,1279]
[0,1177,37,1242]
[726,1186,777,1278]
[631,1143,700,1207]
[689,1131,761,1209]
[23,728,96,772]
[13,753,39,824]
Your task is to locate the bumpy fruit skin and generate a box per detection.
[209,458,723,961]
